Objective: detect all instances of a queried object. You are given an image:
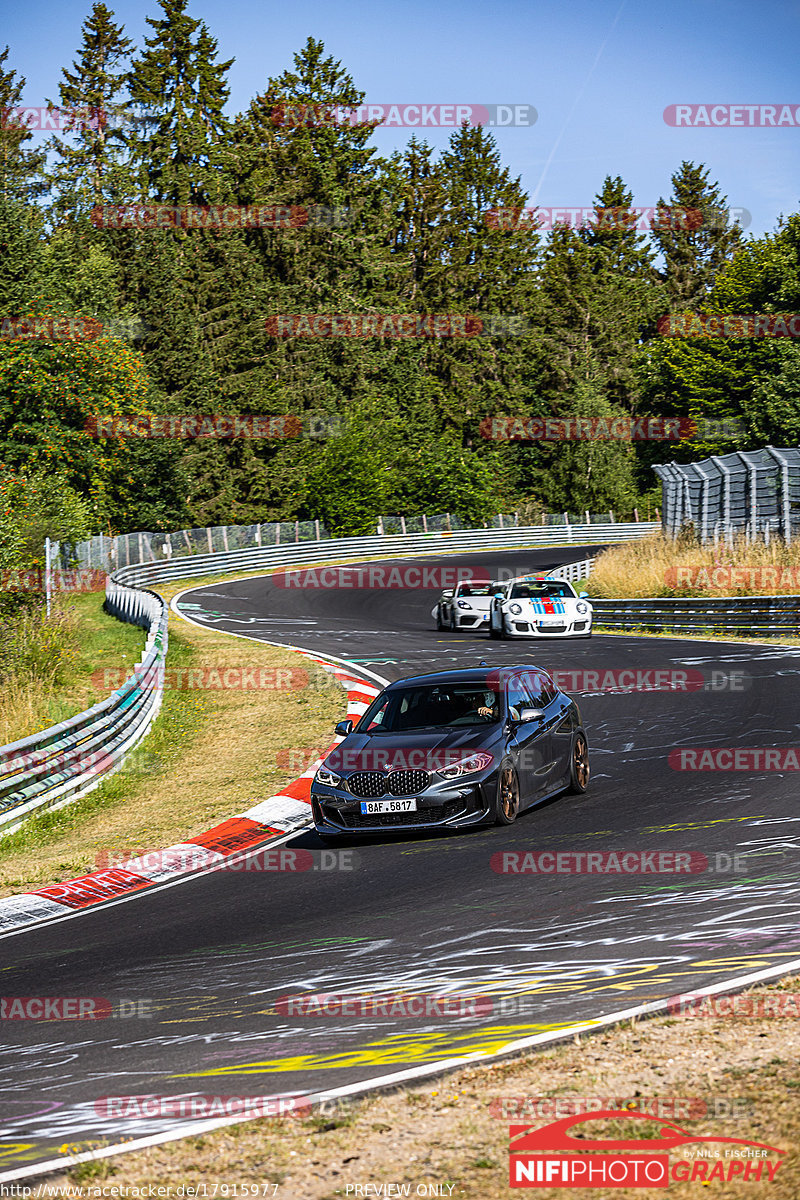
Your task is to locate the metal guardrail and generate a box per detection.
[547,558,596,584]
[113,522,657,588]
[546,557,800,636]
[590,594,800,637]
[0,581,168,837]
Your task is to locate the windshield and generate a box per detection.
[358,684,501,732]
[456,583,495,598]
[509,582,574,600]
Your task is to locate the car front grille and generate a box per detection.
[347,772,386,798]
[536,623,567,633]
[346,769,432,798]
[334,799,465,828]
[387,769,430,795]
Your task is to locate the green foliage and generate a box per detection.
[0,17,796,535]
[0,467,93,564]
[0,602,79,686]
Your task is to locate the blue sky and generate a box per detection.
[4,0,799,237]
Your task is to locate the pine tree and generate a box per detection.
[0,48,46,309]
[650,162,743,308]
[579,175,657,279]
[0,46,45,202]
[46,3,134,219]
[127,0,233,206]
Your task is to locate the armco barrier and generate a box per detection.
[591,594,800,637]
[547,556,800,636]
[0,581,167,837]
[111,522,656,588]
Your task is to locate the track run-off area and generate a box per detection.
[2,547,800,1177]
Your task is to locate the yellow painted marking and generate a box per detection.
[0,1142,36,1162]
[172,1021,591,1077]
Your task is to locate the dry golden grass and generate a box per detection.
[48,978,800,1199]
[0,593,145,746]
[588,531,800,598]
[0,604,345,895]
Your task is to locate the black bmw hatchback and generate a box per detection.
[310,666,589,839]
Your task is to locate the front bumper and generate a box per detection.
[311,777,494,835]
[455,610,491,629]
[504,618,592,637]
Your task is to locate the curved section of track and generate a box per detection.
[3,548,800,1176]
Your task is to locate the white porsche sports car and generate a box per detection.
[433,580,497,631]
[488,575,593,639]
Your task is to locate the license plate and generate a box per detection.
[537,618,563,626]
[360,799,418,814]
[482,613,489,620]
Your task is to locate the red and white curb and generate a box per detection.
[0,653,381,937]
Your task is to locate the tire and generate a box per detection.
[567,732,590,794]
[489,606,502,639]
[494,762,520,824]
[436,607,445,631]
[449,611,457,631]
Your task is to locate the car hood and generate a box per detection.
[324,726,503,773]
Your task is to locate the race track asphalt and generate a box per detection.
[2,548,799,1174]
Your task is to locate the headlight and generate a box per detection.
[457,600,472,610]
[509,603,523,615]
[315,766,341,787]
[438,751,494,779]
[575,601,589,614]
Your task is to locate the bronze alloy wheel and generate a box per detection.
[569,733,590,793]
[495,763,520,824]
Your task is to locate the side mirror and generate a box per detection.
[441,589,454,600]
[335,719,353,737]
[494,592,504,599]
[517,707,544,723]
[579,591,588,598]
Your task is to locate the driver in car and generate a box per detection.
[476,690,499,719]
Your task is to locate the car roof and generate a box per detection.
[384,666,553,690]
